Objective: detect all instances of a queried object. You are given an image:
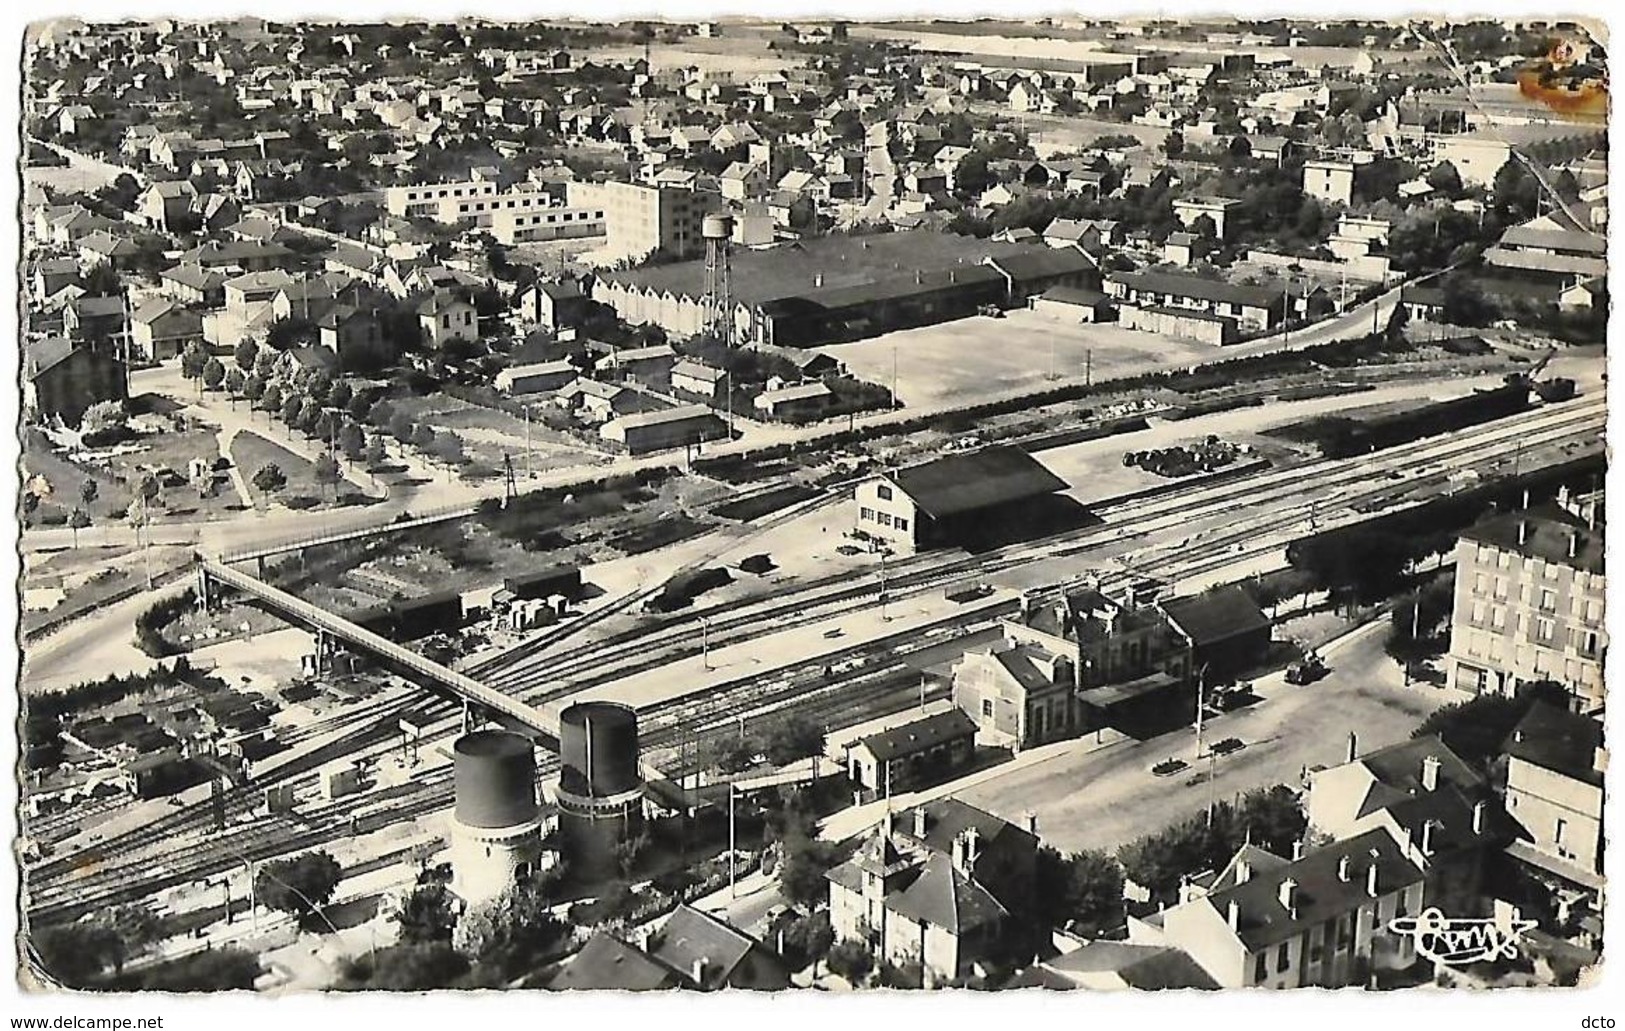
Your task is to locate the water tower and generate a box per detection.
[554,701,645,870]
[448,729,544,906]
[701,213,735,344]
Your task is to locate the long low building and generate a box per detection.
[1106,269,1281,335]
[599,404,729,455]
[854,445,1069,555]
[592,229,1098,348]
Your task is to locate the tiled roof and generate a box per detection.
[887,444,1067,520]
[1506,702,1604,787]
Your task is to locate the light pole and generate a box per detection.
[879,553,890,622]
[1193,662,1210,761]
[700,616,713,671]
[728,780,738,899]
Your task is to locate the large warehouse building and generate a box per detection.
[591,230,1098,348]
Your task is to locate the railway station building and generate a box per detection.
[853,445,1069,556]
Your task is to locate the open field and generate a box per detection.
[229,433,329,509]
[581,28,800,76]
[817,308,1218,408]
[23,424,242,527]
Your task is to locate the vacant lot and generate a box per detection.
[818,309,1217,408]
[388,393,606,479]
[23,423,241,529]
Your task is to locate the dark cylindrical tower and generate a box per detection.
[559,701,641,798]
[555,702,645,870]
[449,730,542,905]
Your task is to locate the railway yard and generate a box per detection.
[21,385,1608,939]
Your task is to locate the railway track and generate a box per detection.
[24,400,1604,923]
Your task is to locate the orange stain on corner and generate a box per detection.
[1515,39,1609,122]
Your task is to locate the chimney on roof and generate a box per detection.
[814,272,823,287]
[1234,858,1252,884]
[1421,820,1436,856]
[691,957,708,984]
[1421,755,1440,793]
[1569,531,1579,560]
[1347,731,1358,764]
[1366,863,1380,898]
[1278,878,1298,914]
[913,807,927,838]
[1471,800,1487,835]
[951,827,980,876]
[1518,520,1528,546]
[1025,810,1038,835]
[1292,840,1305,862]
[1338,855,1351,882]
[1522,489,1531,511]
[1018,591,1036,620]
[1595,746,1609,774]
[1227,899,1240,931]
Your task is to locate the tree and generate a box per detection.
[79,478,99,509]
[68,507,91,547]
[335,942,470,991]
[80,400,129,439]
[953,151,993,198]
[778,831,841,907]
[314,408,342,443]
[611,829,650,881]
[30,921,126,987]
[313,452,342,496]
[758,714,825,766]
[826,939,875,984]
[202,357,226,391]
[1034,846,1126,937]
[128,947,262,992]
[347,392,374,422]
[452,881,570,981]
[251,463,288,496]
[780,911,835,972]
[180,341,209,387]
[225,367,247,398]
[1161,130,1184,159]
[327,380,354,411]
[338,421,366,461]
[393,884,456,945]
[1441,273,1494,327]
[1426,161,1464,198]
[281,393,303,426]
[1118,786,1307,901]
[260,383,284,414]
[1413,680,1570,769]
[304,369,334,403]
[253,851,342,928]
[234,338,260,373]
[368,399,397,428]
[411,424,438,451]
[389,412,416,442]
[364,433,388,468]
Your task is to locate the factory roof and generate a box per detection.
[884,444,1067,520]
[599,229,1045,309]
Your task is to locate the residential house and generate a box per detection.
[670,359,727,402]
[417,294,478,349]
[547,932,682,991]
[495,359,578,396]
[65,293,127,344]
[516,279,589,331]
[826,798,1038,986]
[159,264,227,307]
[753,380,833,421]
[316,305,391,373]
[1129,830,1426,988]
[32,258,80,301]
[643,904,791,991]
[557,378,646,423]
[130,298,204,360]
[1501,702,1605,930]
[1010,941,1220,990]
[24,337,128,425]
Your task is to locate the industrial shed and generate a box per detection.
[1160,586,1273,680]
[853,445,1069,555]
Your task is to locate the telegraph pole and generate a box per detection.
[1193,663,1209,760]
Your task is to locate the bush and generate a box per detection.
[134,588,196,657]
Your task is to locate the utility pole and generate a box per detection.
[1085,348,1092,386]
[701,615,712,671]
[879,553,890,622]
[1193,663,1209,760]
[523,403,532,480]
[728,780,737,898]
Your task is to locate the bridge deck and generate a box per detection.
[200,556,559,749]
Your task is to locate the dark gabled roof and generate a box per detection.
[25,337,78,379]
[1355,735,1484,801]
[899,796,1035,857]
[1205,829,1426,952]
[1046,941,1221,990]
[1506,702,1604,787]
[858,708,978,763]
[987,246,1098,281]
[646,905,783,990]
[887,851,1007,934]
[1037,285,1109,307]
[1159,585,1271,647]
[73,294,127,318]
[547,931,681,991]
[886,444,1067,520]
